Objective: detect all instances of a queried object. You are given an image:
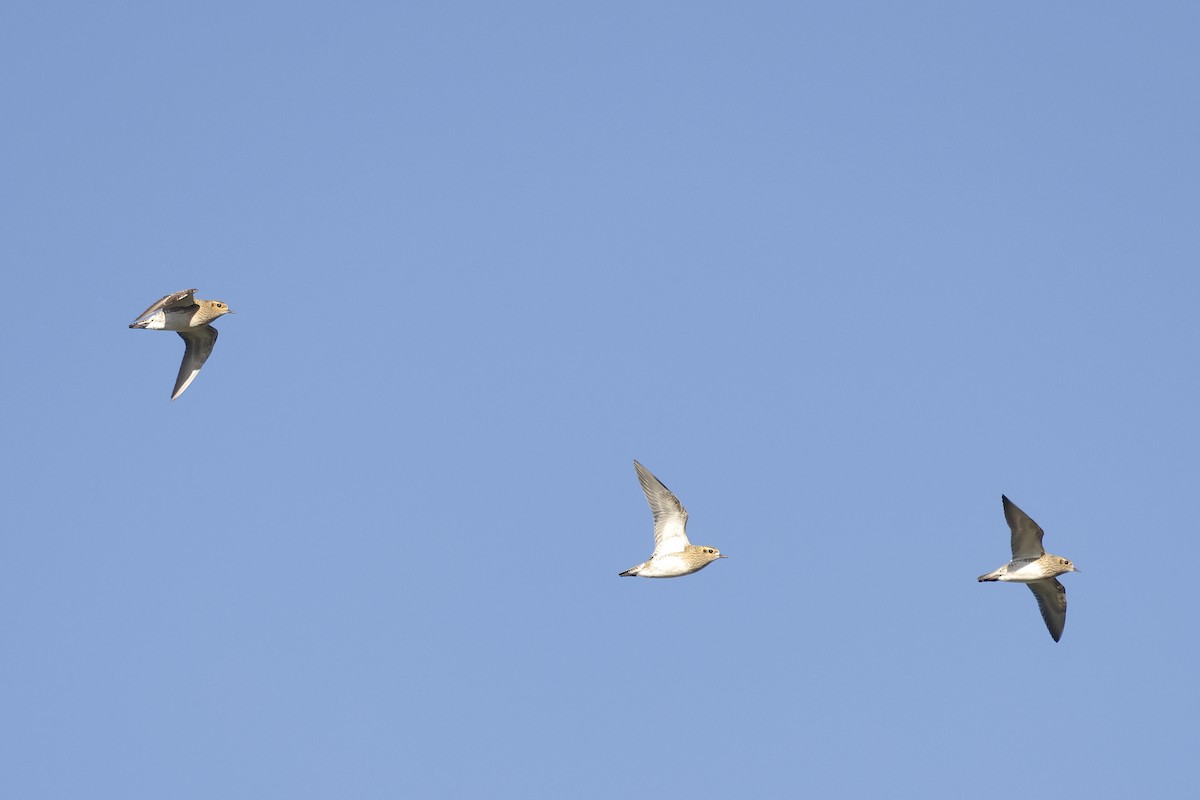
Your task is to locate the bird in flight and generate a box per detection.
[129,288,234,400]
[978,495,1080,641]
[619,460,726,578]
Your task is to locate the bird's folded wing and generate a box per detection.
[131,289,198,325]
[1003,495,1046,560]
[1027,578,1067,642]
[634,461,690,555]
[172,326,218,400]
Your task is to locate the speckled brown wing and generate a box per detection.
[634,461,690,556]
[1027,578,1067,642]
[172,325,218,400]
[1003,495,1047,561]
[131,289,198,325]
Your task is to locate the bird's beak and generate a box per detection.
[718,554,728,558]
[1073,566,1081,573]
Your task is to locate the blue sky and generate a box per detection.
[2,1,1198,797]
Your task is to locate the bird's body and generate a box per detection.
[129,289,233,400]
[132,303,224,331]
[620,460,725,578]
[978,554,1070,583]
[620,546,723,578]
[978,495,1079,641]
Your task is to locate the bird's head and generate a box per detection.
[689,545,727,564]
[1054,556,1080,574]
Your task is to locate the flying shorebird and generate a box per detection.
[129,288,233,400]
[619,460,726,578]
[978,495,1080,641]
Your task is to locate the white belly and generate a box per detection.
[997,560,1045,582]
[139,310,168,330]
[140,308,200,331]
[639,554,694,578]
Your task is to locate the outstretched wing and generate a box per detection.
[172,326,218,400]
[634,460,690,555]
[1027,578,1067,642]
[131,289,198,325]
[1003,495,1046,560]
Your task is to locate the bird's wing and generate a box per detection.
[172,326,218,400]
[634,460,690,555]
[131,289,198,324]
[1003,495,1046,560]
[1027,578,1067,642]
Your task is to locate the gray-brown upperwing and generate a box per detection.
[1002,495,1046,560]
[1027,578,1067,642]
[634,460,690,556]
[172,326,218,400]
[131,289,198,325]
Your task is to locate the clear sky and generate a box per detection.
[2,1,1197,797]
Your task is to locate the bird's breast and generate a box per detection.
[996,559,1046,582]
[639,554,698,578]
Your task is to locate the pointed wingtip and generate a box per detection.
[171,377,192,401]
[171,378,195,401]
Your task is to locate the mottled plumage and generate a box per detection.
[619,460,726,578]
[129,288,233,400]
[978,495,1080,641]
